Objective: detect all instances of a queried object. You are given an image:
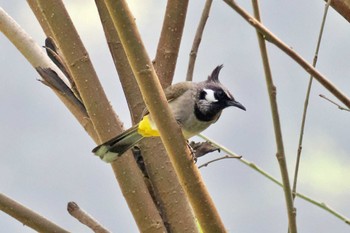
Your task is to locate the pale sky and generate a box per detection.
[1,0,350,232]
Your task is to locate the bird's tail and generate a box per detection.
[92,124,143,162]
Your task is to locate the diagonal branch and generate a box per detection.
[94,1,197,232]
[25,1,166,232]
[67,202,110,233]
[198,134,350,225]
[0,193,69,233]
[327,0,350,22]
[105,0,226,232]
[94,0,144,124]
[223,0,350,109]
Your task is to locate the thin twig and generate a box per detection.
[293,0,332,201]
[320,94,350,111]
[0,193,69,233]
[67,202,110,233]
[198,134,350,225]
[251,1,297,232]
[198,155,242,169]
[186,0,213,81]
[223,0,350,109]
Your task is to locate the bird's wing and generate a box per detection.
[140,81,193,117]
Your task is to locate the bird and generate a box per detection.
[93,65,246,162]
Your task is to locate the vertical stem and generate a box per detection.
[252,1,297,233]
[186,0,213,81]
[153,0,189,88]
[292,0,332,199]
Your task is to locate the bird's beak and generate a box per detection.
[228,100,246,111]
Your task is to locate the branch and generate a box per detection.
[186,0,213,81]
[0,193,69,233]
[198,155,242,169]
[0,7,97,140]
[293,0,332,201]
[95,1,197,232]
[94,0,144,123]
[251,2,296,232]
[25,2,166,232]
[319,94,350,111]
[328,0,350,22]
[223,0,350,109]
[67,202,110,233]
[105,0,226,232]
[198,134,350,225]
[153,0,189,87]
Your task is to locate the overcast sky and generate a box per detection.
[1,0,350,232]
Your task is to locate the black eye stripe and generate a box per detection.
[199,90,206,99]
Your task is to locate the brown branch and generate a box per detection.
[94,0,144,123]
[26,1,166,233]
[94,1,197,232]
[139,1,201,231]
[0,193,69,233]
[0,7,98,140]
[153,0,189,87]
[251,1,297,232]
[328,0,350,22]
[223,0,350,109]
[67,202,110,233]
[105,0,226,232]
[186,0,213,81]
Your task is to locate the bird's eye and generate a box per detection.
[215,90,226,100]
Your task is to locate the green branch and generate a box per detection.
[198,134,350,225]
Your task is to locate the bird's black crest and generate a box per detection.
[207,65,224,83]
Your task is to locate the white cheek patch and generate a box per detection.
[204,88,218,102]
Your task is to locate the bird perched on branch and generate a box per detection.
[93,65,246,162]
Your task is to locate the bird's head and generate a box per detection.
[195,65,246,121]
